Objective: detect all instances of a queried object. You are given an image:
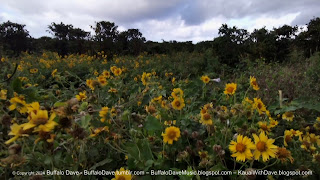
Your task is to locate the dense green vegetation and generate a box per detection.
[1,17,320,63]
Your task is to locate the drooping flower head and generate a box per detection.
[253,98,267,115]
[5,123,29,144]
[276,147,294,163]
[250,76,260,90]
[282,112,294,121]
[51,69,58,77]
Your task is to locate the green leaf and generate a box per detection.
[54,101,67,108]
[22,88,38,102]
[125,142,140,160]
[79,102,88,111]
[54,151,62,164]
[44,156,52,165]
[80,115,91,128]
[90,158,112,170]
[11,78,22,93]
[121,110,131,121]
[145,116,162,131]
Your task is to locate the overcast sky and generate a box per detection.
[0,0,319,42]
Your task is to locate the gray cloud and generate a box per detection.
[179,0,320,26]
[0,0,319,42]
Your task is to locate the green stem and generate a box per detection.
[260,159,279,170]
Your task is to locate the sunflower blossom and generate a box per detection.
[99,107,110,123]
[253,98,267,115]
[23,110,58,132]
[5,123,29,144]
[229,134,255,162]
[0,89,7,100]
[224,83,237,95]
[112,167,132,180]
[9,96,28,114]
[282,112,294,121]
[201,75,210,84]
[253,132,278,162]
[162,126,181,144]
[171,97,185,110]
[76,91,87,101]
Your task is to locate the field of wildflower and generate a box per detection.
[1,51,320,180]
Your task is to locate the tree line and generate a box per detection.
[1,17,320,65]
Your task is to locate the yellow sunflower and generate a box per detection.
[29,68,38,74]
[23,110,57,132]
[5,123,29,144]
[164,120,176,126]
[162,126,181,144]
[76,91,87,101]
[86,79,95,90]
[229,134,255,162]
[253,132,278,162]
[290,129,303,142]
[90,126,109,137]
[97,75,108,86]
[258,121,271,134]
[151,96,162,104]
[253,98,267,115]
[141,72,152,86]
[301,135,317,152]
[306,133,320,146]
[200,113,213,126]
[0,89,7,100]
[99,107,110,123]
[51,69,58,77]
[102,70,111,78]
[26,102,41,120]
[283,130,293,146]
[171,98,185,110]
[113,68,122,76]
[108,88,118,93]
[282,112,294,121]
[112,167,132,180]
[243,97,253,105]
[268,118,278,128]
[224,83,237,95]
[250,76,260,90]
[9,97,28,114]
[201,75,210,84]
[171,88,184,99]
